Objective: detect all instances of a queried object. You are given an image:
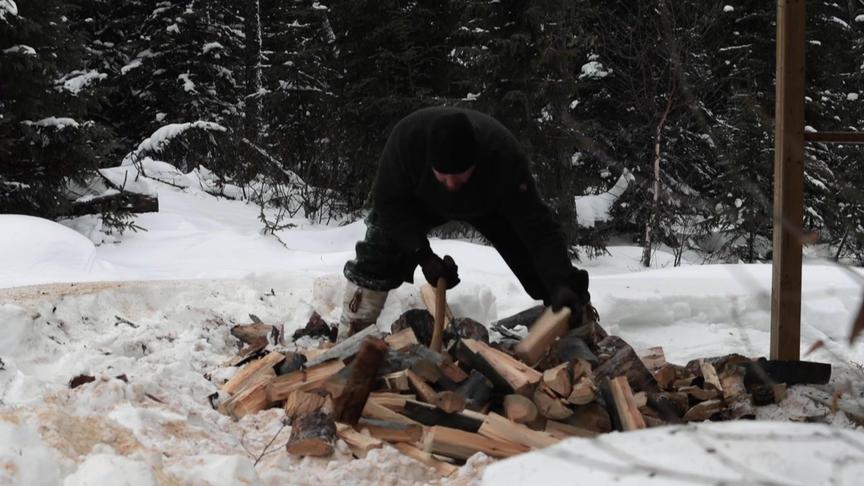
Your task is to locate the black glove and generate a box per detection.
[550,286,588,312]
[420,252,460,289]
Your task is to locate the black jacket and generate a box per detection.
[367,106,574,296]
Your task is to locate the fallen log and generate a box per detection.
[515,307,572,366]
[385,327,419,352]
[567,375,597,405]
[533,384,573,420]
[287,409,336,457]
[423,426,528,460]
[683,399,723,422]
[333,337,389,425]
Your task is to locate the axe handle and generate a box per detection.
[430,277,447,352]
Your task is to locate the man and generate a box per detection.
[338,106,590,338]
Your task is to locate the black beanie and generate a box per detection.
[427,111,477,174]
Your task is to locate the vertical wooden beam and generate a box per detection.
[771,0,806,360]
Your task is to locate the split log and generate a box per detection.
[571,359,593,381]
[267,360,345,402]
[393,442,458,477]
[383,370,411,392]
[362,399,420,426]
[368,392,415,411]
[567,376,597,405]
[457,370,494,412]
[479,412,560,449]
[603,376,646,431]
[445,317,490,344]
[720,394,756,420]
[639,346,666,372]
[653,364,695,391]
[336,423,382,458]
[403,400,484,432]
[720,369,747,400]
[686,354,753,376]
[439,360,469,384]
[491,305,545,330]
[287,410,336,457]
[423,426,528,460]
[222,352,285,396]
[548,334,599,367]
[593,336,658,393]
[305,324,384,367]
[566,403,612,433]
[515,307,572,366]
[503,394,538,424]
[699,360,723,392]
[744,359,831,386]
[406,369,439,404]
[333,337,389,425]
[385,327,419,351]
[435,391,467,414]
[533,384,573,420]
[545,420,599,439]
[275,352,307,376]
[683,399,723,422]
[231,323,278,346]
[678,386,721,402]
[220,377,274,419]
[543,363,572,397]
[359,418,424,443]
[292,312,336,342]
[284,390,330,422]
[391,309,435,347]
[646,392,688,422]
[459,339,542,395]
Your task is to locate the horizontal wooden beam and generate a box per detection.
[804,132,864,144]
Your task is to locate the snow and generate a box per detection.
[848,93,859,101]
[1,163,864,484]
[178,73,196,93]
[3,44,36,56]
[829,16,851,30]
[723,5,734,12]
[121,59,143,75]
[166,23,180,34]
[856,14,864,23]
[483,422,864,485]
[202,42,224,54]
[575,169,634,227]
[0,0,16,20]
[23,117,81,130]
[57,70,107,95]
[121,122,227,166]
[579,60,611,80]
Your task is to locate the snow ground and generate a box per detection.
[1,163,864,485]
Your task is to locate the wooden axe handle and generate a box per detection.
[430,277,447,352]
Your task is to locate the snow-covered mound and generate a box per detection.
[0,215,98,285]
[483,421,864,485]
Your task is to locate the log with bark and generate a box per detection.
[287,409,337,457]
[458,339,542,395]
[593,336,658,393]
[332,337,389,425]
[423,426,528,460]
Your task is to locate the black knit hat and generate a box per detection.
[427,112,477,174]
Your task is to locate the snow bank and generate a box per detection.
[0,420,64,486]
[0,215,97,286]
[483,421,864,485]
[65,454,156,486]
[23,117,80,130]
[3,44,36,56]
[0,0,17,20]
[575,169,633,227]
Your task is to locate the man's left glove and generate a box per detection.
[420,252,460,289]
[550,286,590,313]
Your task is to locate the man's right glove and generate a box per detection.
[550,286,590,313]
[419,252,460,289]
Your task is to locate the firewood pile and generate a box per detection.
[214,285,831,477]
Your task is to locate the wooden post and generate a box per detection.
[771,0,806,361]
